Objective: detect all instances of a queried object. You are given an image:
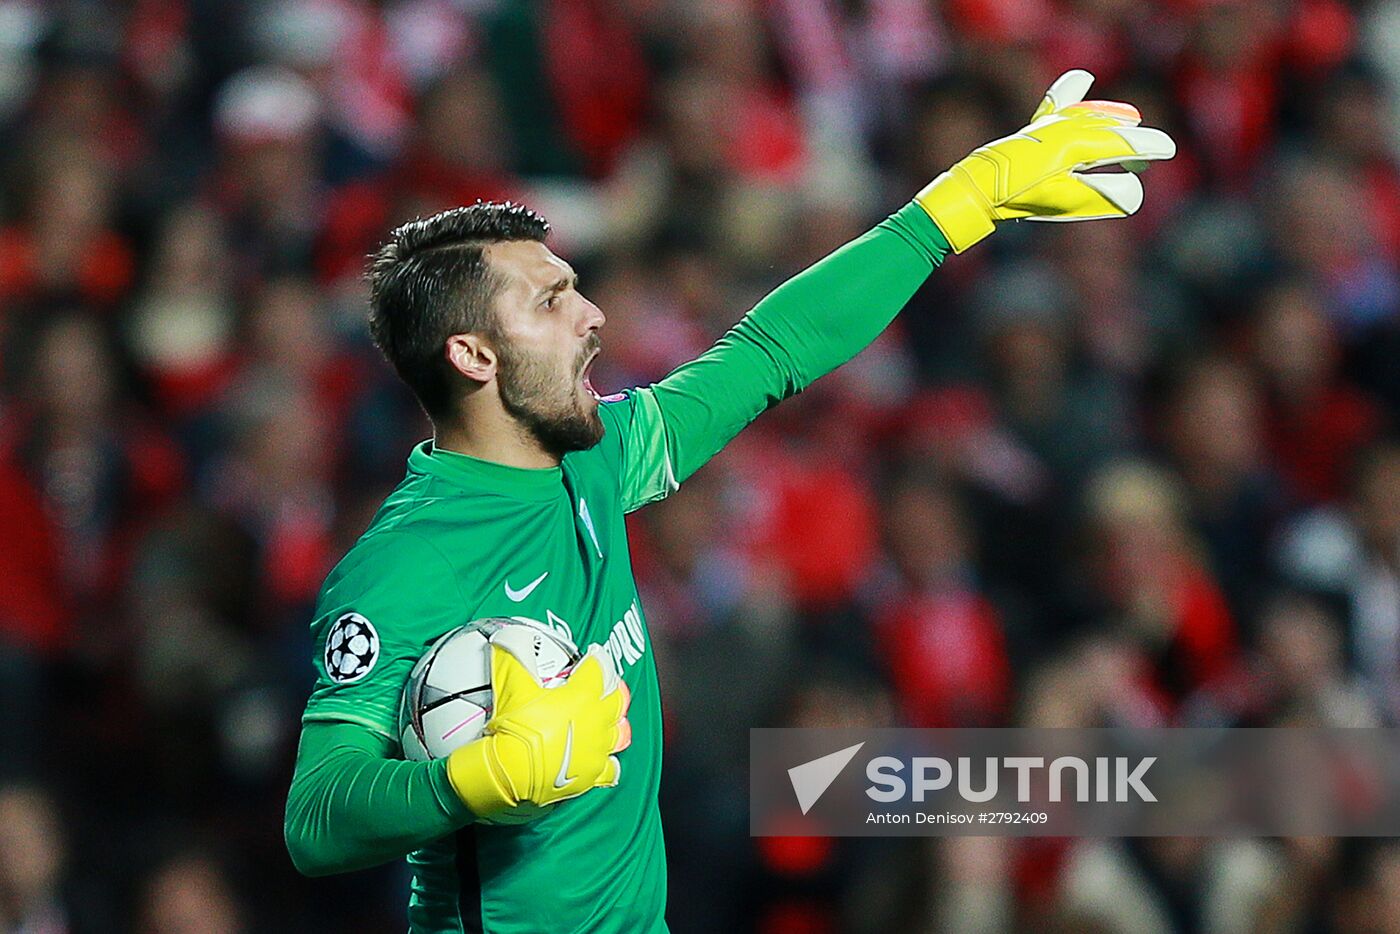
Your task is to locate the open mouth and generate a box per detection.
[580,349,600,400]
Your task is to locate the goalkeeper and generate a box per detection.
[284,71,1173,933]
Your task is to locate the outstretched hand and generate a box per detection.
[915,69,1177,253]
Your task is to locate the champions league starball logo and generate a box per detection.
[325,612,381,683]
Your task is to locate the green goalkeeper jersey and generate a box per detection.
[304,406,679,933]
[289,202,949,934]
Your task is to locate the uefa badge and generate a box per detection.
[325,612,380,683]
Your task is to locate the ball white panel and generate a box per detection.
[424,628,493,695]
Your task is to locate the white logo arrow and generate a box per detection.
[788,742,865,815]
[504,571,549,602]
[554,723,575,788]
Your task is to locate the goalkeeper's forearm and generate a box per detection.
[284,720,472,876]
[735,201,950,390]
[646,201,950,484]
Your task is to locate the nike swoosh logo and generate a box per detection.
[504,571,548,602]
[554,723,575,788]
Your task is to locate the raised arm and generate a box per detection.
[606,203,947,513]
[608,69,1173,512]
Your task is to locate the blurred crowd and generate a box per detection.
[3,0,1400,931]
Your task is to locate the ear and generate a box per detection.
[445,333,496,385]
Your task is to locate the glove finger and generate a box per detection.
[489,644,545,711]
[1032,69,1094,120]
[613,716,632,753]
[1074,171,1144,215]
[560,650,608,702]
[1064,99,1142,126]
[579,643,622,696]
[1023,211,1128,224]
[1023,109,1127,141]
[1112,126,1176,161]
[595,755,621,788]
[488,625,555,681]
[1005,171,1136,221]
[1058,124,1176,172]
[586,678,628,743]
[617,677,632,717]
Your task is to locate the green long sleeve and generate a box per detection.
[284,720,472,876]
[612,201,950,511]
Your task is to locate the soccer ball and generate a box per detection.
[399,618,579,824]
[399,617,578,762]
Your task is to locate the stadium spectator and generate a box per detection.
[869,466,1010,728]
[0,785,71,933]
[1079,460,1240,717]
[1250,280,1384,506]
[136,850,245,934]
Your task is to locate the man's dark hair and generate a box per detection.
[367,202,549,418]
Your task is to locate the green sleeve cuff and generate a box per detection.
[429,756,476,823]
[885,200,953,266]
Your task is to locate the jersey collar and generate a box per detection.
[409,441,562,502]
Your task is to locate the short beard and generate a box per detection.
[496,337,604,458]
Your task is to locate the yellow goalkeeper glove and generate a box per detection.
[445,635,631,819]
[916,69,1176,253]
